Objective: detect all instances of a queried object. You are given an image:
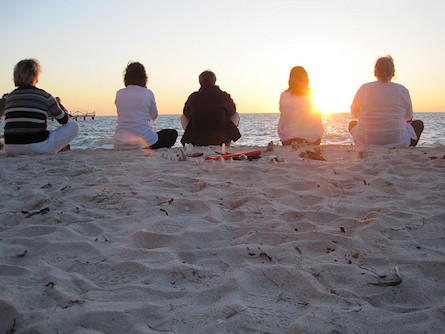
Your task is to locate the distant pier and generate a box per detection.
[50,111,96,121]
[69,111,96,121]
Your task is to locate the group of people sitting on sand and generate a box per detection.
[2,55,423,156]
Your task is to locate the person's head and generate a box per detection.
[14,59,41,87]
[199,70,217,87]
[288,66,309,96]
[374,55,395,82]
[124,61,148,87]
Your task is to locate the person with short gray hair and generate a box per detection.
[349,55,423,147]
[4,59,79,156]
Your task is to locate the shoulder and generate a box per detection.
[135,86,155,98]
[217,86,229,94]
[31,86,52,97]
[280,90,290,98]
[185,91,199,103]
[145,88,155,97]
[15,86,50,97]
[393,83,411,102]
[7,88,20,96]
[115,87,128,97]
[117,85,153,95]
[359,81,375,90]
[280,90,294,101]
[32,86,48,94]
[280,90,306,101]
[218,87,234,100]
[392,82,409,93]
[380,82,410,96]
[354,82,374,96]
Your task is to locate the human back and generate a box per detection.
[114,85,157,135]
[351,81,412,146]
[181,70,241,146]
[349,55,423,147]
[278,66,323,145]
[185,88,233,130]
[113,61,177,150]
[4,59,79,156]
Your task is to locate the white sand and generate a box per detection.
[0,144,444,333]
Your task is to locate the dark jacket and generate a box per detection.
[181,85,241,146]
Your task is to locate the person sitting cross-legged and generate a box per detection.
[180,70,241,146]
[278,66,324,146]
[4,59,79,156]
[349,55,424,147]
[113,61,178,150]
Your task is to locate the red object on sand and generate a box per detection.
[205,150,262,161]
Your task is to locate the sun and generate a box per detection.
[308,65,358,115]
[273,43,358,115]
[311,83,353,114]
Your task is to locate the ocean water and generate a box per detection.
[2,113,444,148]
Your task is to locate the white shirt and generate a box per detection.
[278,90,324,143]
[113,85,159,148]
[350,81,417,147]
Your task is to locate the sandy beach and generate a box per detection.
[0,144,444,333]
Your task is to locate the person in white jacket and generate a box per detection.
[278,66,324,145]
[349,55,423,147]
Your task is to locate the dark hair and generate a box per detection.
[123,62,148,87]
[287,66,309,96]
[199,70,216,87]
[14,59,41,87]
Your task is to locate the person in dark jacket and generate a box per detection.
[180,70,241,146]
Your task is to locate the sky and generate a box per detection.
[1,0,444,116]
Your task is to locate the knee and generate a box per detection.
[69,121,80,136]
[348,121,358,133]
[180,115,189,130]
[413,120,424,131]
[165,129,178,144]
[165,129,178,141]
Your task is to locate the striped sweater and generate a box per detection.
[4,86,69,144]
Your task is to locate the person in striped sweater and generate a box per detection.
[4,59,79,156]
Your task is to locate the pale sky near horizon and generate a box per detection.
[1,0,444,116]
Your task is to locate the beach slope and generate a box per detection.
[1,144,444,333]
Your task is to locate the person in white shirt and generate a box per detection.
[113,62,177,150]
[349,55,423,147]
[278,66,324,145]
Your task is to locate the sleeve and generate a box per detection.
[47,94,69,124]
[225,92,236,116]
[401,87,413,122]
[183,94,194,118]
[279,92,285,113]
[350,86,363,119]
[149,93,158,121]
